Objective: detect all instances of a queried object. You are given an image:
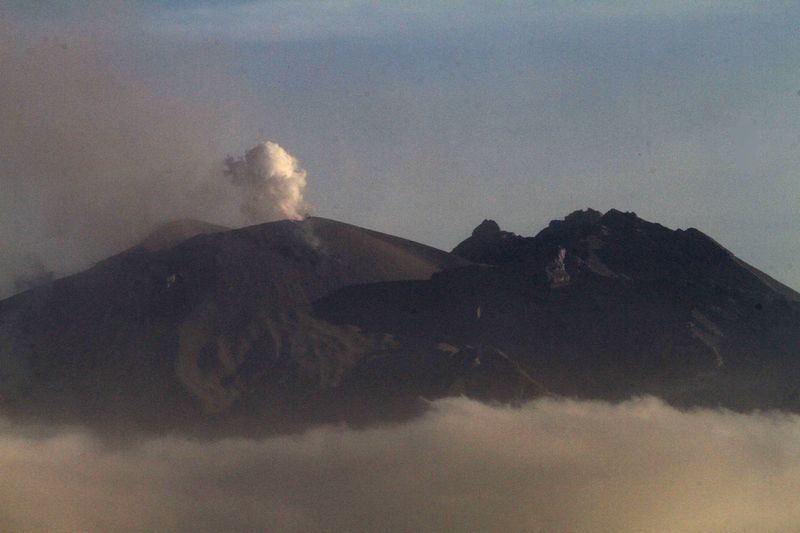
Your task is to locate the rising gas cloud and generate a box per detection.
[2,397,800,532]
[225,142,310,223]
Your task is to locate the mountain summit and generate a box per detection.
[1,210,798,437]
[454,208,799,300]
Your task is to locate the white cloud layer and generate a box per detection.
[2,396,800,532]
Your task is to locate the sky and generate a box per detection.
[1,0,799,294]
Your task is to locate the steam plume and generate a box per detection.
[225,142,310,223]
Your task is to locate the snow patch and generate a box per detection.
[546,247,570,287]
[689,309,724,368]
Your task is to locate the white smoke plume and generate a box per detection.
[225,142,310,223]
[2,396,800,532]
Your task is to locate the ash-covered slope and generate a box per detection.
[316,209,800,411]
[0,217,473,436]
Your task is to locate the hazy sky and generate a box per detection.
[2,0,799,292]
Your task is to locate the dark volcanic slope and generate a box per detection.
[316,209,800,411]
[0,217,470,435]
[2,209,799,437]
[453,208,800,302]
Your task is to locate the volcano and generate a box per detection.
[1,210,798,437]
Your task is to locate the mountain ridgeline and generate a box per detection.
[1,210,798,437]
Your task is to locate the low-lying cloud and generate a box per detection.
[2,396,799,532]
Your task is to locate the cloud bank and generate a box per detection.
[2,397,800,532]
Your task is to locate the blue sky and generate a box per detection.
[2,0,799,290]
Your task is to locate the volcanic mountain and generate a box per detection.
[1,210,798,437]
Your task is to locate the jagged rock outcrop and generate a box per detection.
[451,219,528,265]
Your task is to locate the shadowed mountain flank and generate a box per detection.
[0,217,471,436]
[1,210,799,437]
[452,208,799,302]
[317,209,800,411]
